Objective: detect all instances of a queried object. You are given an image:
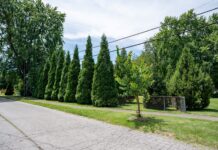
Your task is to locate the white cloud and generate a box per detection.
[42,0,218,41]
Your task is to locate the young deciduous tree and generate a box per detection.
[58,51,71,101]
[76,36,94,104]
[167,46,213,109]
[51,50,65,100]
[44,51,57,100]
[92,35,118,107]
[64,46,80,102]
[116,52,153,117]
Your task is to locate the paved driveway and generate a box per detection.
[0,98,204,150]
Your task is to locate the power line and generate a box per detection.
[196,6,218,15]
[194,0,214,10]
[91,21,218,58]
[78,6,218,54]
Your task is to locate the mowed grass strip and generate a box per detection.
[6,95,218,117]
[2,96,218,149]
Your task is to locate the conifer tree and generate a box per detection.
[44,51,57,100]
[115,47,128,97]
[92,35,118,107]
[76,36,94,104]
[167,46,213,109]
[64,46,80,102]
[51,50,65,100]
[37,60,50,99]
[58,51,71,101]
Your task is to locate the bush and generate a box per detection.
[167,47,213,110]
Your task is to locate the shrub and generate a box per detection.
[167,47,213,110]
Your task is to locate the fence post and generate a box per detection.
[180,96,186,112]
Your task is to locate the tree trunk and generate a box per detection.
[136,95,141,118]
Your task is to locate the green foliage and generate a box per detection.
[3,71,17,95]
[44,51,57,100]
[116,52,153,117]
[208,14,218,89]
[117,52,153,97]
[76,36,94,104]
[64,46,80,102]
[5,82,14,95]
[51,49,65,100]
[15,79,24,96]
[143,89,150,107]
[134,42,154,66]
[36,59,50,99]
[58,51,71,101]
[115,47,128,97]
[92,35,118,107]
[151,10,216,95]
[0,0,65,95]
[167,47,213,109]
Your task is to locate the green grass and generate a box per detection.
[1,96,218,149]
[119,98,218,117]
[188,98,218,117]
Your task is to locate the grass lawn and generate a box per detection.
[119,97,218,117]
[1,95,218,149]
[188,98,218,117]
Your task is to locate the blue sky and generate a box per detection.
[42,0,218,61]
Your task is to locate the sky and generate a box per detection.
[42,0,218,61]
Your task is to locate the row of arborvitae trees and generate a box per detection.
[34,34,152,117]
[34,35,118,107]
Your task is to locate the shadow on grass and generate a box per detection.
[128,116,165,133]
[202,108,218,113]
[188,108,218,113]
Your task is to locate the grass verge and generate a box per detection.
[1,96,218,149]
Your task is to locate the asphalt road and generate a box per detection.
[0,97,204,150]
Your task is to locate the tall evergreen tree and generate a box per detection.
[76,36,94,104]
[167,46,213,109]
[58,51,71,101]
[51,50,65,100]
[44,51,57,100]
[36,60,50,99]
[64,46,80,102]
[115,47,128,97]
[92,35,118,107]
